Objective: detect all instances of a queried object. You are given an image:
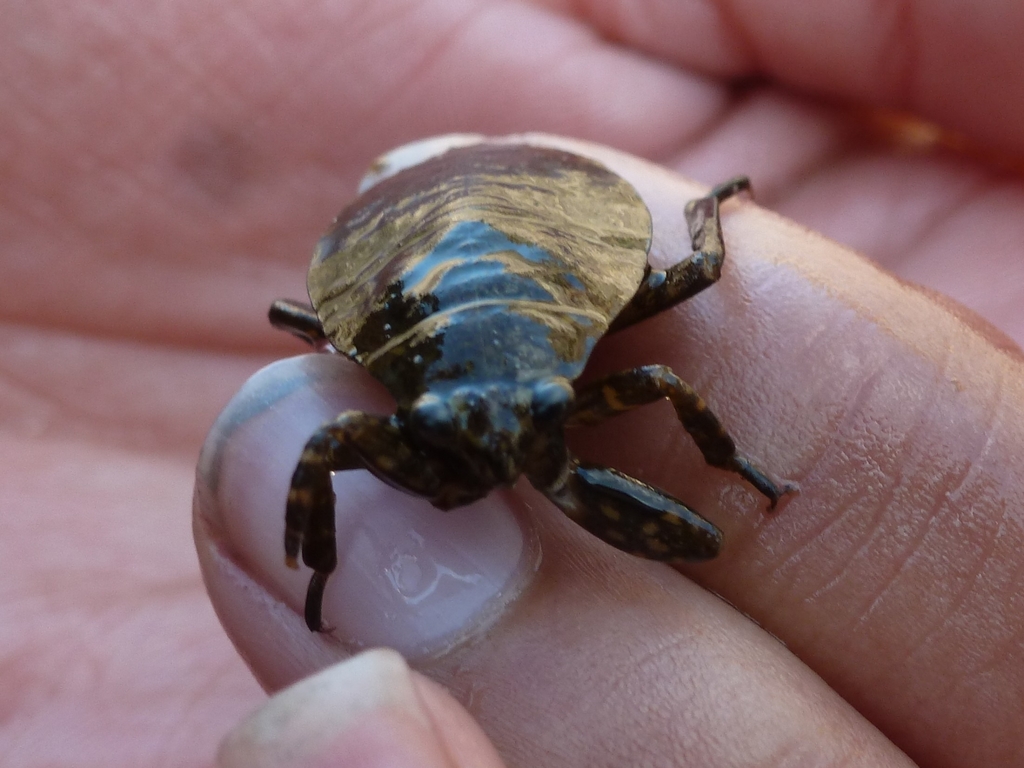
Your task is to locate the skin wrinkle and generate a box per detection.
[873,0,918,108]
[737,290,839,540]
[194,522,345,692]
[3,92,62,229]
[821,353,949,617]
[778,115,859,202]
[344,2,558,148]
[575,0,634,48]
[769,362,889,600]
[896,560,991,702]
[901,186,1024,346]
[718,0,914,112]
[902,179,1024,269]
[964,563,1024,681]
[895,420,1012,676]
[841,402,1020,749]
[762,139,853,211]
[901,593,1019,765]
[706,0,762,75]
[801,494,893,617]
[516,630,717,764]
[825,477,929,640]
[881,169,993,265]
[658,88,752,168]
[937,348,1004,512]
[675,85,757,163]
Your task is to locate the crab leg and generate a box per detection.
[567,364,792,509]
[544,458,722,561]
[608,176,750,333]
[285,411,444,631]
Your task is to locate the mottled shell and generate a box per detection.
[308,143,652,395]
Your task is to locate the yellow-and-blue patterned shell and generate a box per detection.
[308,143,652,390]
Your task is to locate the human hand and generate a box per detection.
[6,1,1024,766]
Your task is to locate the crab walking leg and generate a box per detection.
[544,458,722,561]
[608,176,750,333]
[269,298,328,346]
[285,411,443,631]
[567,365,792,509]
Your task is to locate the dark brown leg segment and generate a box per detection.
[567,364,791,509]
[269,298,328,345]
[286,411,444,630]
[609,176,750,333]
[545,457,722,561]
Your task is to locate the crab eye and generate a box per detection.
[531,378,574,424]
[410,393,454,436]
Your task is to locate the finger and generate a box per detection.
[538,0,1024,158]
[195,357,913,768]
[218,649,505,768]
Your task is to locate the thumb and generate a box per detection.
[218,648,505,768]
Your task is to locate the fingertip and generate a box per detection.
[194,352,540,669]
[217,648,505,768]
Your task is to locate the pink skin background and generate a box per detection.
[4,1,1024,767]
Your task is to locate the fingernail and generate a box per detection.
[218,648,450,768]
[196,354,539,659]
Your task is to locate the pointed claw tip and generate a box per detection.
[766,481,800,513]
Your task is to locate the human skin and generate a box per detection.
[3,1,1024,767]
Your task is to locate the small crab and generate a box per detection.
[271,139,792,631]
